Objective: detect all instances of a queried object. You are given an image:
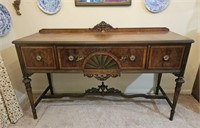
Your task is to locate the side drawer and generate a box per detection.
[148,45,185,69]
[21,46,56,69]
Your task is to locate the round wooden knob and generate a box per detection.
[130,55,136,61]
[68,55,74,61]
[36,55,42,61]
[163,55,170,61]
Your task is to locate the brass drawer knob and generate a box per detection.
[36,55,42,61]
[68,55,75,61]
[163,55,170,61]
[130,55,136,62]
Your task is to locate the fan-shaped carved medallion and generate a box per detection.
[85,54,119,69]
[84,54,120,81]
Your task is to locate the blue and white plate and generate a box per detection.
[37,0,61,15]
[145,0,169,13]
[0,4,11,37]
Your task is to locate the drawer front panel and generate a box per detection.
[57,47,85,69]
[111,47,147,69]
[148,45,185,69]
[21,46,56,69]
[57,46,147,70]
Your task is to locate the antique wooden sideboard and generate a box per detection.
[12,21,194,120]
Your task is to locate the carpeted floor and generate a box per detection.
[9,95,200,128]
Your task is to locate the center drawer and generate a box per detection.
[57,46,147,70]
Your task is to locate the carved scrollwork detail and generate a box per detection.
[13,0,21,15]
[90,21,117,32]
[85,82,121,96]
[85,74,119,81]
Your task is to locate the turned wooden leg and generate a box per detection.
[47,73,54,95]
[23,76,37,119]
[169,77,184,121]
[155,73,162,95]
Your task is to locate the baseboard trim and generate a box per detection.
[18,94,28,109]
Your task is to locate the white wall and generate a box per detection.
[0,0,199,102]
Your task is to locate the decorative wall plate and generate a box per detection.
[37,0,61,15]
[144,0,169,13]
[0,4,12,37]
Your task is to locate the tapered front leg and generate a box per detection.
[23,76,37,119]
[169,77,184,121]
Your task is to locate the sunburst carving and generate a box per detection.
[85,55,119,69]
[84,54,120,81]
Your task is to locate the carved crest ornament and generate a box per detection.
[90,21,117,32]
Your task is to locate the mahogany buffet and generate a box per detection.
[12,22,194,120]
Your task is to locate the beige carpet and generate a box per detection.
[9,95,200,128]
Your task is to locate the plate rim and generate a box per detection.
[0,4,12,37]
[144,0,170,13]
[37,0,62,15]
